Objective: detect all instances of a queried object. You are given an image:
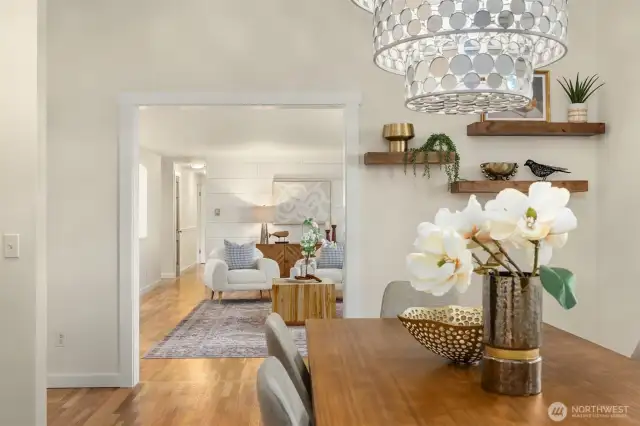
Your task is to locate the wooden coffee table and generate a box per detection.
[271,278,336,326]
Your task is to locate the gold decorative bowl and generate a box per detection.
[398,306,483,365]
[480,162,519,181]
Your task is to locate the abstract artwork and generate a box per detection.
[273,180,331,225]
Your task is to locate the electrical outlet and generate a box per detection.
[214,208,221,217]
[55,332,65,348]
[3,234,20,258]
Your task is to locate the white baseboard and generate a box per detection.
[180,262,197,273]
[161,272,176,279]
[47,373,122,388]
[140,278,168,295]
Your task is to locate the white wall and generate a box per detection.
[0,0,47,422]
[177,166,199,271]
[595,0,640,356]
[205,148,344,254]
[139,148,162,292]
[47,0,628,385]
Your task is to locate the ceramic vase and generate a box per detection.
[481,273,542,396]
[568,103,588,123]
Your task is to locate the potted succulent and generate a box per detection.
[403,133,460,186]
[558,74,605,123]
[406,182,578,396]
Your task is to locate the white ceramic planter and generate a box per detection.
[568,103,588,123]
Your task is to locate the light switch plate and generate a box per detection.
[3,234,19,258]
[214,208,221,217]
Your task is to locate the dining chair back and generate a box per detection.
[265,313,312,414]
[380,281,458,318]
[257,357,312,426]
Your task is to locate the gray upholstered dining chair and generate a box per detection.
[265,313,312,415]
[632,341,640,360]
[380,280,458,318]
[257,357,312,426]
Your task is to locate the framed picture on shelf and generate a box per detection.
[481,70,551,122]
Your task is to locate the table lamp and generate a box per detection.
[254,205,274,244]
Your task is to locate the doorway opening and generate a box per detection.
[119,93,361,387]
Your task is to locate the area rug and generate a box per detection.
[144,299,343,359]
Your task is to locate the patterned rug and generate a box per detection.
[144,299,343,359]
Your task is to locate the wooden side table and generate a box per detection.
[271,278,336,326]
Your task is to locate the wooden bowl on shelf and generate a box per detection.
[480,162,519,181]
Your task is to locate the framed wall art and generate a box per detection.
[273,180,331,225]
[481,70,551,122]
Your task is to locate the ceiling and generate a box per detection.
[138,106,345,158]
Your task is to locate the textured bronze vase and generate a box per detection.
[481,273,542,396]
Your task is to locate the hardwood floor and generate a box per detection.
[47,266,264,426]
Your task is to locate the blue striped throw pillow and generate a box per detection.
[224,240,257,270]
[317,244,344,269]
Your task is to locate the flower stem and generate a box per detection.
[472,237,515,275]
[494,241,525,277]
[471,252,483,267]
[532,241,540,276]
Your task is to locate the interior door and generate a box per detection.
[175,175,181,276]
[197,183,204,264]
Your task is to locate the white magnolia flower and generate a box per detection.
[434,195,490,246]
[512,231,569,267]
[485,182,577,242]
[408,224,474,296]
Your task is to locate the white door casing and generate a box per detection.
[118,92,361,387]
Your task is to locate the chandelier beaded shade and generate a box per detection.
[351,0,375,12]
[368,0,569,114]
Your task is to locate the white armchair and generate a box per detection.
[204,247,280,301]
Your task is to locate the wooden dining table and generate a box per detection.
[306,319,640,426]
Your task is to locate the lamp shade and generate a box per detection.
[253,205,274,223]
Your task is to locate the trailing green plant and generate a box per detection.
[403,133,460,185]
[557,73,605,104]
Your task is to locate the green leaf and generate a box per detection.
[583,82,605,103]
[540,266,578,310]
[557,78,572,100]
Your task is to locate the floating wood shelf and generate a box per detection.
[364,152,456,165]
[467,121,606,137]
[451,180,589,194]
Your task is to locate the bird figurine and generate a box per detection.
[524,159,571,181]
[269,230,290,244]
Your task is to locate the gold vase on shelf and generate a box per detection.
[383,123,415,153]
